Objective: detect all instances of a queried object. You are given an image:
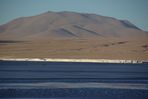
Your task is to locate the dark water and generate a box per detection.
[0,61,148,99]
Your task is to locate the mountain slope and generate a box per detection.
[0,11,147,40]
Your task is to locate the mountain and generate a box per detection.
[0,11,147,40]
[0,11,148,60]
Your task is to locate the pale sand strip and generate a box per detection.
[0,58,145,63]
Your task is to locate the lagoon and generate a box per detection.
[0,61,148,98]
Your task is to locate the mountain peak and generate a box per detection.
[0,11,147,40]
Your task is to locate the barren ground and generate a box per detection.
[0,38,148,60]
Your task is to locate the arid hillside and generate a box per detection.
[0,11,148,60]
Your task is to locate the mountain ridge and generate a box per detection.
[0,11,147,40]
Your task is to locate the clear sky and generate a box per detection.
[0,0,148,31]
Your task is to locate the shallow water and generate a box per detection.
[0,61,148,80]
[0,61,148,99]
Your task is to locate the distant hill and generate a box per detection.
[0,11,148,60]
[0,11,147,40]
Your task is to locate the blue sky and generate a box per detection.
[0,0,148,31]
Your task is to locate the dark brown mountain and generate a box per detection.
[0,11,147,40]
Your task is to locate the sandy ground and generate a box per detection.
[0,38,148,60]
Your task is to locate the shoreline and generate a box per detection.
[0,58,146,64]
